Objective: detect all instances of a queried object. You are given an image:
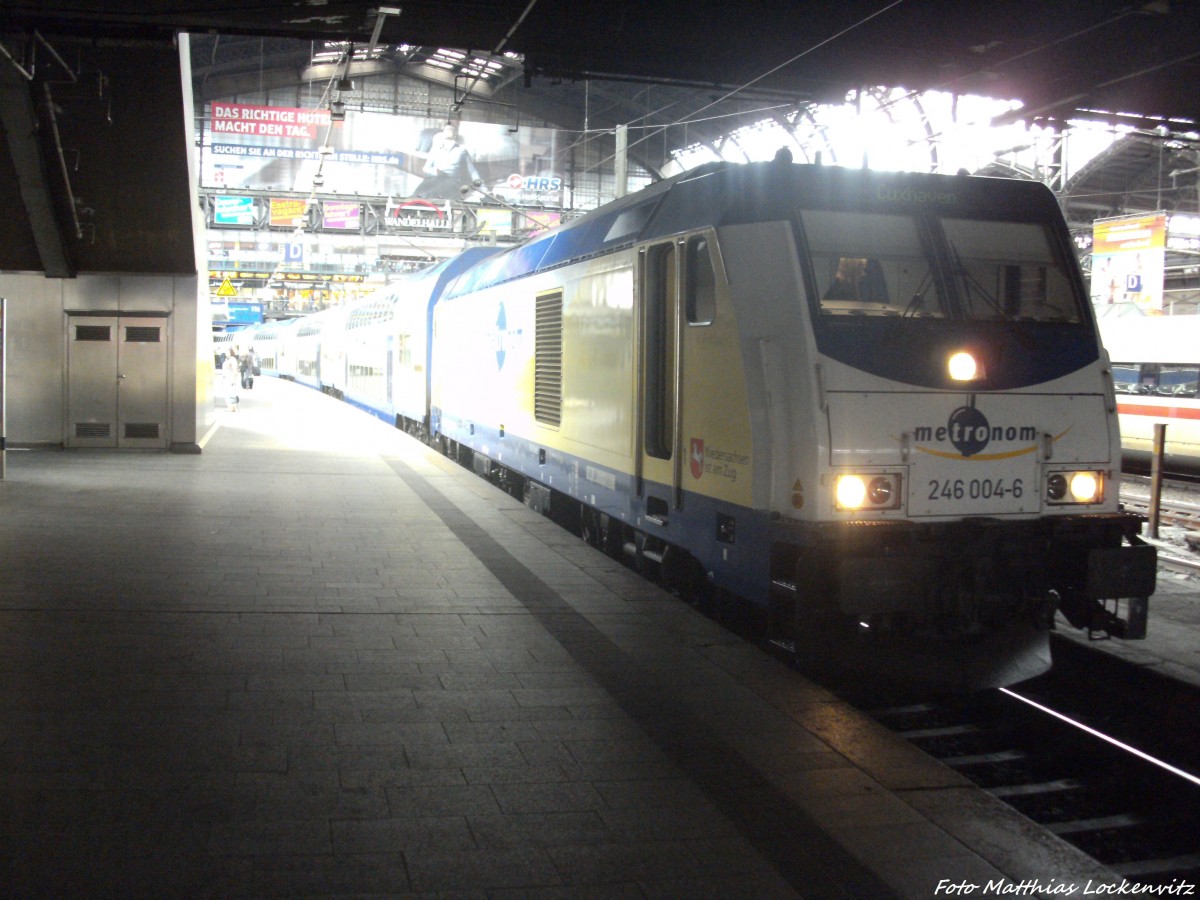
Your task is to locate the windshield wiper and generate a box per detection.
[902,268,935,318]
[946,242,1011,320]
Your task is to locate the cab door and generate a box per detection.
[638,241,682,521]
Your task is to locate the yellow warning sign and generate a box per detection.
[215,278,237,298]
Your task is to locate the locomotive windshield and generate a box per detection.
[804,211,1084,324]
[801,206,1095,389]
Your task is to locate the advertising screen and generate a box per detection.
[1091,213,1167,312]
[202,104,567,208]
[269,198,309,228]
[212,195,256,226]
[322,200,361,231]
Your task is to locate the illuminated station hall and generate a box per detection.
[4,3,1200,896]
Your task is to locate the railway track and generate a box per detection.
[780,480,1200,888]
[866,649,1200,888]
[524,457,1200,885]
[1119,475,1200,574]
[765,479,1200,887]
[1120,495,1200,532]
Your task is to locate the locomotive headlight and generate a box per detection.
[834,473,902,511]
[948,351,984,382]
[1069,471,1100,503]
[868,476,893,505]
[835,475,868,509]
[1046,473,1068,501]
[1045,470,1103,505]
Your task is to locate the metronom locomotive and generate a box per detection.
[250,160,1156,691]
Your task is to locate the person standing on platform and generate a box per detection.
[222,347,240,411]
[239,346,256,390]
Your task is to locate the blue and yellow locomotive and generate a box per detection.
[258,160,1155,690]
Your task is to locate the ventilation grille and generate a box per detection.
[75,325,111,342]
[534,292,563,427]
[125,326,161,343]
[75,422,112,438]
[123,423,160,440]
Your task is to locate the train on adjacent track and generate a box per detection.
[1097,313,1200,475]
[235,160,1155,691]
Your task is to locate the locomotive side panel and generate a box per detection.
[713,222,822,519]
[431,282,527,444]
[673,231,755,510]
[561,262,636,460]
[431,255,639,486]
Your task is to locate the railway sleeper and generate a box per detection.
[988,778,1083,799]
[1047,813,1143,836]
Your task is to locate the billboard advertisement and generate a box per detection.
[322,200,361,231]
[212,195,256,226]
[475,208,513,237]
[1091,213,1167,312]
[202,103,567,208]
[518,210,562,236]
[269,198,309,228]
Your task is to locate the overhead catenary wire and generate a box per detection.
[450,0,540,113]
[568,0,910,175]
[569,2,1193,179]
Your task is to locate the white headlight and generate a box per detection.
[1046,470,1104,505]
[948,351,980,381]
[1069,471,1100,503]
[835,475,868,509]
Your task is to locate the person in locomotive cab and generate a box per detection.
[824,257,868,300]
[413,123,483,199]
[823,257,890,305]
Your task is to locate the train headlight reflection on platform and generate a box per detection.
[834,472,902,511]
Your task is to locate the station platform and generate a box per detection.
[1,377,1132,898]
[1054,560,1200,691]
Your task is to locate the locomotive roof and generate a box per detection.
[443,161,1064,299]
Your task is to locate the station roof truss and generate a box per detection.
[4,1,1199,125]
[3,0,1200,275]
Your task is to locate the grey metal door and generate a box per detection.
[67,315,169,448]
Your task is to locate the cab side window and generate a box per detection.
[685,235,717,326]
[644,242,677,460]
